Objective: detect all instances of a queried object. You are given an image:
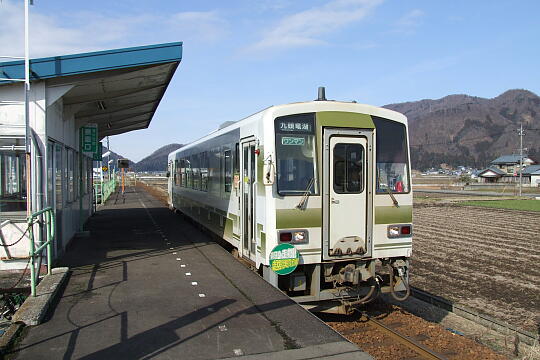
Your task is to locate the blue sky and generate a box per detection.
[2,0,539,161]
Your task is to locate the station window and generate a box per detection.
[224,149,232,193]
[84,156,91,195]
[74,151,79,201]
[67,149,74,202]
[0,152,27,215]
[88,157,93,193]
[47,142,54,207]
[55,144,63,210]
[81,156,87,196]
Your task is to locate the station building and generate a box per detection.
[0,42,182,270]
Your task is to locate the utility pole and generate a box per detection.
[518,123,525,197]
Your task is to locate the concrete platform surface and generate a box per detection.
[12,267,69,326]
[6,188,369,359]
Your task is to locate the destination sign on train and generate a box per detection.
[279,121,310,131]
[276,120,313,133]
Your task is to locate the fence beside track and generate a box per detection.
[411,287,539,346]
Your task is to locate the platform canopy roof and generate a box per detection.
[0,42,182,139]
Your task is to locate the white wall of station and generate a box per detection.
[0,81,93,270]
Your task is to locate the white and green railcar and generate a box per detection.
[167,95,412,312]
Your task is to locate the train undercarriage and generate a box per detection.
[262,258,411,314]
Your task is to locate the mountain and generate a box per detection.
[384,89,540,170]
[132,143,183,172]
[100,145,133,168]
[128,89,540,172]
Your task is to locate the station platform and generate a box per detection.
[7,187,371,359]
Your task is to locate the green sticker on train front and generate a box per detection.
[281,136,305,146]
[269,243,299,275]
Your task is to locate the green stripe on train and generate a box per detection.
[374,205,412,224]
[315,112,375,187]
[276,208,322,229]
[316,111,375,129]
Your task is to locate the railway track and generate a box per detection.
[138,184,510,359]
[364,315,448,360]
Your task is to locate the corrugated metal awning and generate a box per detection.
[0,42,182,139]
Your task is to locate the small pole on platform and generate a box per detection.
[122,168,125,194]
[24,0,32,217]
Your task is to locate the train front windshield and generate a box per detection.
[373,117,410,193]
[275,114,317,195]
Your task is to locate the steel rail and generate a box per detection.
[366,316,448,360]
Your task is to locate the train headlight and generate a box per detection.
[293,231,305,242]
[388,226,400,238]
[278,230,308,244]
[388,224,412,238]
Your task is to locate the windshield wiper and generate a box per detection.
[385,186,400,208]
[296,178,314,210]
[378,173,399,208]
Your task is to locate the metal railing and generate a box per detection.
[27,207,54,297]
[93,176,117,206]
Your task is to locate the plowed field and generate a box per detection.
[411,203,540,333]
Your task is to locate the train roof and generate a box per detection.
[168,100,407,158]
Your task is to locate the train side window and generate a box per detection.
[180,159,185,187]
[174,160,179,186]
[234,143,239,174]
[201,152,208,192]
[186,156,193,188]
[193,154,200,190]
[224,149,232,193]
[333,145,346,193]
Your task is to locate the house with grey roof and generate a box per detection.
[531,169,540,187]
[524,165,540,187]
[478,155,537,183]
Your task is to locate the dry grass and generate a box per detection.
[521,341,540,360]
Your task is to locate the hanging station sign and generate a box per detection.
[80,123,102,160]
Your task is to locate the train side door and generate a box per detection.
[240,140,257,261]
[323,129,373,260]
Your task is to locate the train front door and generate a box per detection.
[323,129,372,260]
[240,140,256,261]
